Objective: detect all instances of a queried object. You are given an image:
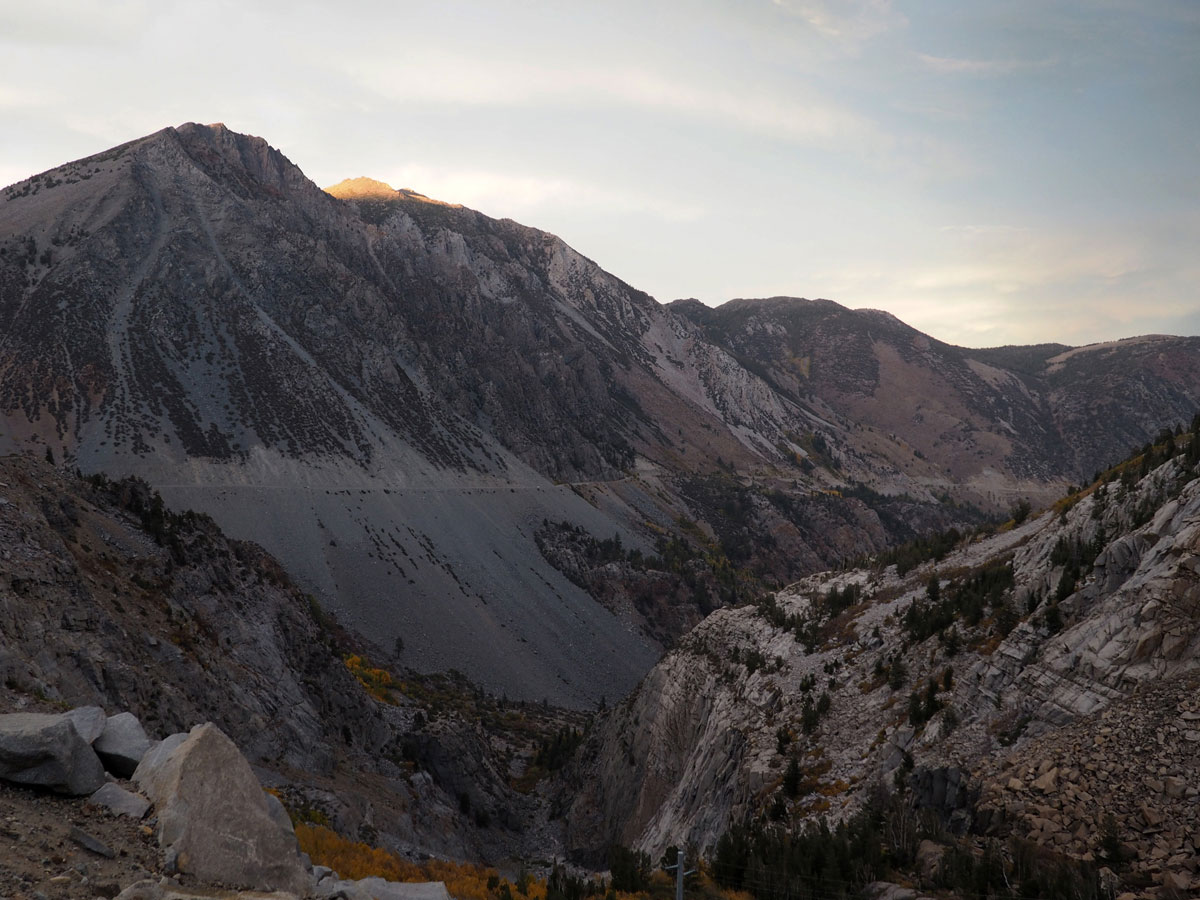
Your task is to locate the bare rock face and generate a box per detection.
[132,722,309,894]
[0,712,106,795]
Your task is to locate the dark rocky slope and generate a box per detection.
[0,454,573,863]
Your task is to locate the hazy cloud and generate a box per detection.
[0,0,150,46]
[771,0,906,42]
[917,53,1057,76]
[346,55,894,155]
[379,165,706,223]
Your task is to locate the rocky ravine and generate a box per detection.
[564,440,1200,894]
[4,124,1200,705]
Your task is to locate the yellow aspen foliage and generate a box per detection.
[344,654,397,704]
[295,824,546,900]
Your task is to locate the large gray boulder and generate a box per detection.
[94,711,153,777]
[317,879,451,900]
[137,732,188,774]
[356,878,452,900]
[0,712,106,795]
[132,722,308,894]
[64,706,108,743]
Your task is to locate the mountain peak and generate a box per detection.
[325,176,398,199]
[325,177,460,208]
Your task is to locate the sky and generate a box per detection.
[1,0,1198,347]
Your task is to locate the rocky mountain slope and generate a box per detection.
[0,453,583,864]
[562,424,1200,894]
[3,123,1199,706]
[673,297,1200,491]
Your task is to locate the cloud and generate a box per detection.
[0,0,151,47]
[796,221,1200,346]
[0,85,54,109]
[381,165,705,224]
[917,53,1057,76]
[909,226,1145,296]
[771,0,906,42]
[345,55,893,155]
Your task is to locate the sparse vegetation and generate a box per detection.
[712,786,1107,900]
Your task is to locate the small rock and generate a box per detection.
[1032,768,1058,792]
[69,825,116,859]
[864,884,917,900]
[114,880,164,900]
[88,782,151,819]
[1163,871,1190,893]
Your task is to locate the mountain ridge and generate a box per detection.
[3,122,1199,708]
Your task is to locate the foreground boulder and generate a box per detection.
[0,712,106,795]
[132,722,309,894]
[94,711,153,777]
[64,706,109,743]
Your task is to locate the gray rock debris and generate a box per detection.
[95,711,153,777]
[114,880,163,900]
[317,878,451,900]
[88,782,151,819]
[69,824,117,858]
[0,712,106,795]
[133,722,309,895]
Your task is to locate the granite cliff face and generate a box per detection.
[3,123,1199,707]
[563,435,1200,895]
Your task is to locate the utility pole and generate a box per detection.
[663,848,696,900]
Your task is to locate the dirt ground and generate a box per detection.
[0,778,165,900]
